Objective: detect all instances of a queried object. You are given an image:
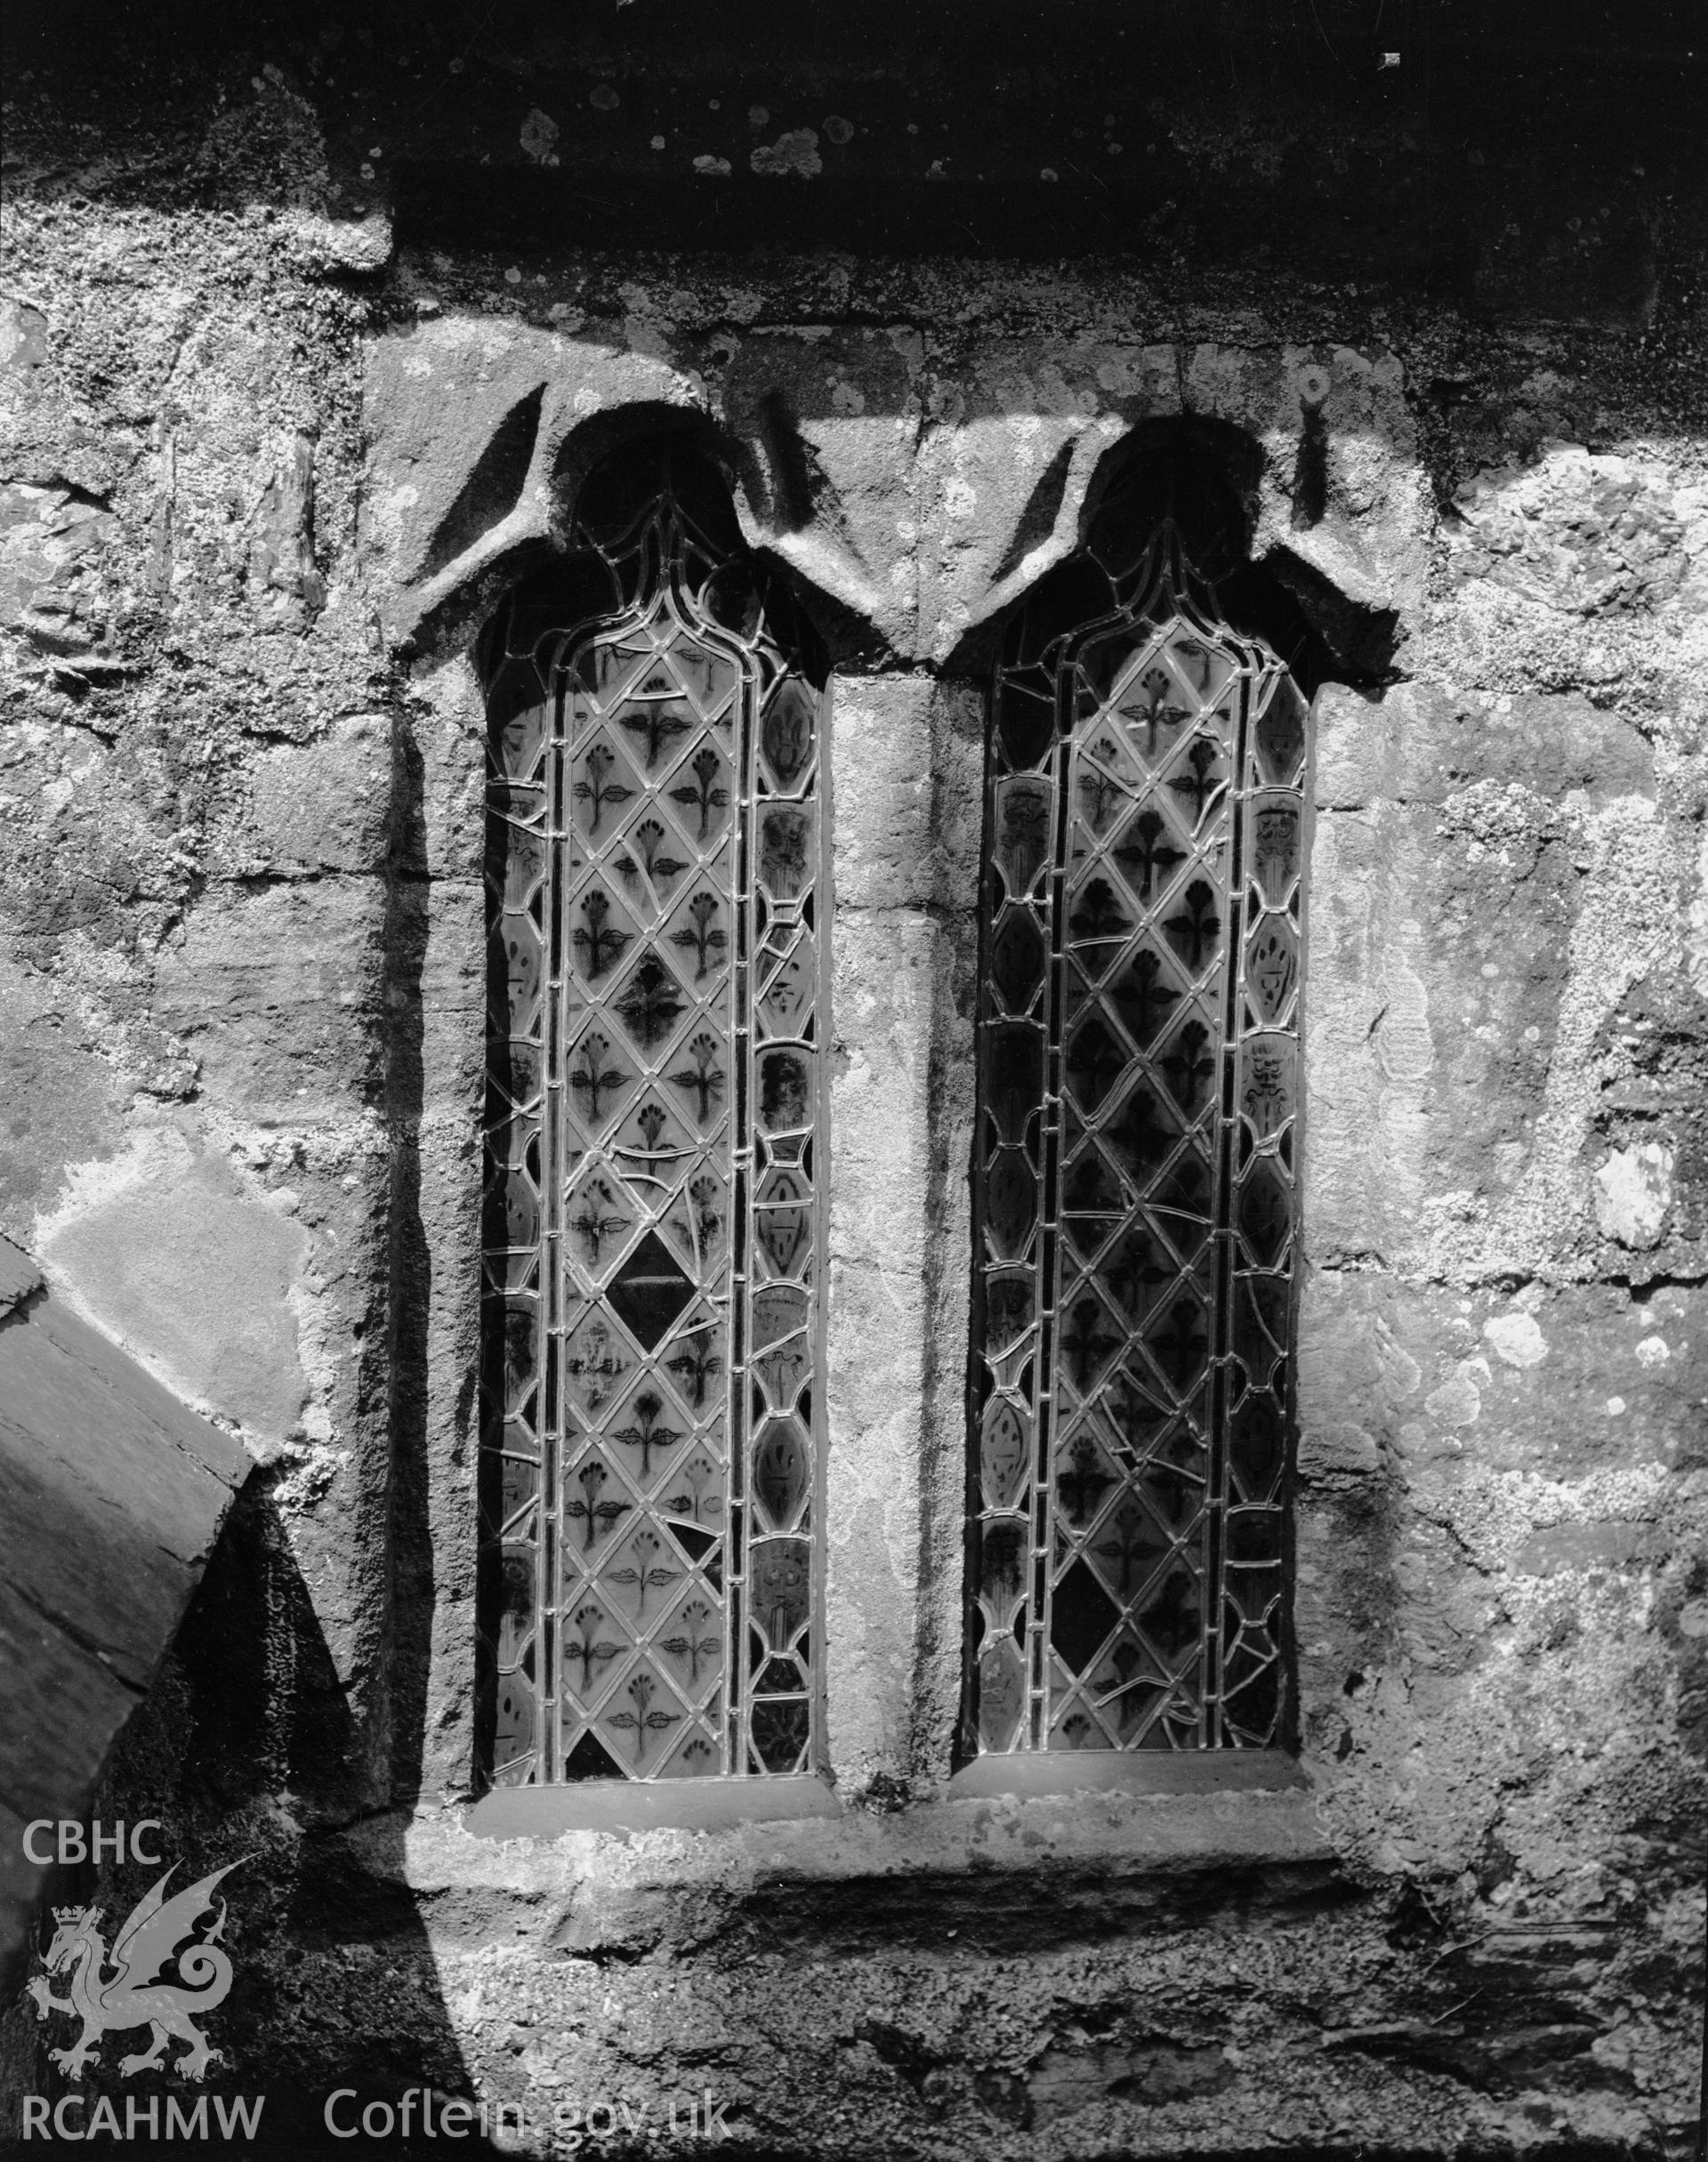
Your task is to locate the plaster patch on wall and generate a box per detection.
[34,1123,310,1445]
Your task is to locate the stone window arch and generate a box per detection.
[963,440,1313,1763]
[477,440,828,1787]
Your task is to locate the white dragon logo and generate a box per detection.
[27,1859,246,2083]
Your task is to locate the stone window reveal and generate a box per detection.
[479,446,827,1786]
[964,517,1309,1760]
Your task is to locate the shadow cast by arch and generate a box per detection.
[382,712,437,1817]
[404,399,890,679]
[944,415,1401,691]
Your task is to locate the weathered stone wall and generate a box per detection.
[2,5,1704,2153]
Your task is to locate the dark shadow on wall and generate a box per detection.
[0,720,484,2156]
[381,716,437,1814]
[2,1478,505,2158]
[421,388,546,584]
[948,415,1401,692]
[1082,416,1400,692]
[5,0,1692,367]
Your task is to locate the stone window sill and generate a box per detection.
[464,1750,1306,1841]
[467,1776,842,1841]
[947,1748,1306,1803]
[403,1760,1335,1958]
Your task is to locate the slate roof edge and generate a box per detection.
[0,1240,261,2000]
[0,1231,44,1318]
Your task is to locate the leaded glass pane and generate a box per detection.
[966,526,1307,1757]
[479,449,826,1784]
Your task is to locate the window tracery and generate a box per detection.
[965,519,1309,1759]
[479,445,826,1785]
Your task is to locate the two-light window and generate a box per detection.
[476,440,1309,1790]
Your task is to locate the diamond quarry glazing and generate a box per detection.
[966,526,1309,1758]
[479,449,826,1784]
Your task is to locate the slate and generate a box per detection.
[0,1239,254,1996]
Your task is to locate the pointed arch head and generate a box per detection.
[479,426,828,706]
[1078,415,1264,586]
[964,415,1393,695]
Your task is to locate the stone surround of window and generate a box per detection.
[371,341,1404,1835]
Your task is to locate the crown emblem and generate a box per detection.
[51,1906,84,1924]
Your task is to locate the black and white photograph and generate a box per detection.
[0,1,1704,2155]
